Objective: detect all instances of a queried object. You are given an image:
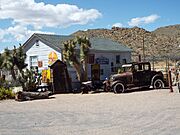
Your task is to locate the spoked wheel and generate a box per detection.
[153,79,164,89]
[113,83,125,93]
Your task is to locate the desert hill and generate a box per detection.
[153,24,180,37]
[73,25,180,60]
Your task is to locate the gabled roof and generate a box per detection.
[23,33,132,52]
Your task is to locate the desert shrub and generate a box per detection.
[0,87,15,100]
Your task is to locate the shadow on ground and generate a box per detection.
[88,87,170,94]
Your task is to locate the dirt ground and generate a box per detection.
[0,87,180,135]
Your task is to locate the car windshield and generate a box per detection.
[122,64,132,72]
[123,67,132,72]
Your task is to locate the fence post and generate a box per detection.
[168,70,173,92]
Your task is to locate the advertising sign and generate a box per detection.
[96,56,109,65]
[48,51,58,65]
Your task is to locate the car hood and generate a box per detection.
[111,72,132,78]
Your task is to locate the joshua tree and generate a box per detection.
[12,44,27,72]
[63,36,91,82]
[0,45,38,91]
[12,45,28,89]
[1,48,16,80]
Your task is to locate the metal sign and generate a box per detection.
[96,56,109,65]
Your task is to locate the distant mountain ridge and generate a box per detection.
[153,24,180,36]
[72,25,180,60]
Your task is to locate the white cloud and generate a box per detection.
[0,0,102,29]
[0,0,101,44]
[0,24,55,42]
[128,14,160,26]
[112,23,123,27]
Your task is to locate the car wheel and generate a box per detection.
[113,83,125,93]
[81,85,89,94]
[153,79,164,89]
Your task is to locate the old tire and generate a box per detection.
[113,83,125,93]
[153,79,164,89]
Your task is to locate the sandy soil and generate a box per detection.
[0,87,180,135]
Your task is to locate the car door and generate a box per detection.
[126,72,133,87]
[142,63,152,86]
[133,64,144,86]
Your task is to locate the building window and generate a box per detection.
[35,40,39,46]
[111,67,120,73]
[100,69,104,75]
[30,56,38,67]
[122,59,127,64]
[116,55,120,64]
[87,54,95,64]
[111,62,114,72]
[111,67,114,72]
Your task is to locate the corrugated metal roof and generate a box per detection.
[29,33,132,52]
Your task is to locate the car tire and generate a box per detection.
[153,79,164,89]
[81,85,89,94]
[113,83,125,93]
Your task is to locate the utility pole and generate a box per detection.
[152,56,155,71]
[142,35,145,62]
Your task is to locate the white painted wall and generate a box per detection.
[68,51,131,82]
[87,51,131,80]
[25,40,62,71]
[25,39,131,83]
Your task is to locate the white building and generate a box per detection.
[23,33,132,83]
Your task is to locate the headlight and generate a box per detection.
[110,76,115,81]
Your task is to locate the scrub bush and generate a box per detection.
[0,87,15,100]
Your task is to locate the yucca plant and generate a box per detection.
[0,87,15,100]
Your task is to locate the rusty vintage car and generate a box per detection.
[109,62,165,93]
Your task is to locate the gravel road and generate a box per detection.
[0,87,180,135]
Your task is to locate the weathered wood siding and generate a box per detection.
[25,40,62,71]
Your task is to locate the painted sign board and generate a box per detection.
[48,51,58,65]
[96,56,109,65]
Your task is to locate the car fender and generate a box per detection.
[151,74,163,86]
[111,80,125,88]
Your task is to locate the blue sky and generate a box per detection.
[0,0,180,52]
